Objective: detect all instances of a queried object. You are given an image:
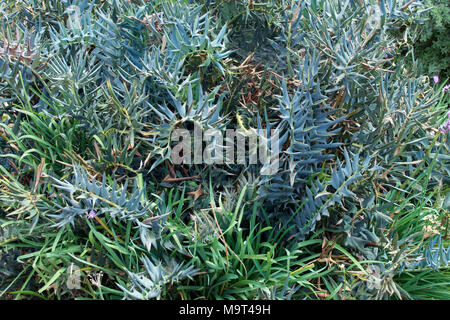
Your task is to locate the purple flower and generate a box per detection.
[441,122,450,133]
[88,210,96,219]
[441,113,450,133]
[433,76,439,84]
[443,84,450,93]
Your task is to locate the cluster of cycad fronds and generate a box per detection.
[0,0,449,300]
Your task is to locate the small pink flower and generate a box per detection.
[443,85,450,93]
[433,76,439,84]
[441,124,450,134]
[88,210,96,219]
[441,115,450,134]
